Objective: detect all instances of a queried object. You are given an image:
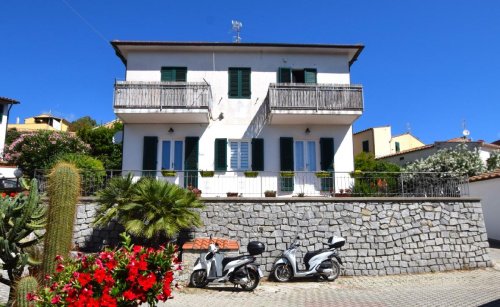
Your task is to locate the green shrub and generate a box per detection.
[52,153,106,194]
[4,130,90,177]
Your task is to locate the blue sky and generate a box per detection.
[1,0,499,143]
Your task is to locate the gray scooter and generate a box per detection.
[272,236,345,282]
[190,237,265,291]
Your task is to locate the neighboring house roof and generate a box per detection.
[111,40,364,67]
[469,169,500,182]
[98,119,122,129]
[31,113,71,126]
[353,125,390,135]
[0,97,20,104]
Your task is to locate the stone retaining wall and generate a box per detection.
[73,199,122,252]
[71,197,492,277]
[191,197,492,276]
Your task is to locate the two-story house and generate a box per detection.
[112,41,364,196]
[0,96,20,159]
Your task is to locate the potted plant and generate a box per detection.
[187,185,202,198]
[199,170,215,177]
[315,171,331,178]
[297,192,305,197]
[161,169,176,177]
[226,192,239,197]
[244,171,259,178]
[264,190,276,197]
[280,171,295,178]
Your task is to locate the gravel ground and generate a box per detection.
[2,247,499,306]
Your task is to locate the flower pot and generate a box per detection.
[280,171,295,178]
[264,191,276,197]
[226,192,238,197]
[161,170,176,177]
[244,171,259,178]
[199,171,215,177]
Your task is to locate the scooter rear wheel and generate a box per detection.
[273,263,293,282]
[240,269,260,291]
[190,269,209,288]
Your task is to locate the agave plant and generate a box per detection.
[95,174,203,240]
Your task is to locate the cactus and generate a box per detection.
[41,162,80,277]
[0,179,45,306]
[14,276,38,307]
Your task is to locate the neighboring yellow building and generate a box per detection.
[353,126,424,158]
[9,114,70,132]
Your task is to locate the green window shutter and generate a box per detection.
[280,137,294,192]
[161,67,187,81]
[228,68,239,98]
[395,142,401,153]
[161,67,174,81]
[0,105,4,124]
[240,68,251,98]
[278,68,291,83]
[228,68,251,98]
[320,138,334,192]
[304,68,317,84]
[143,136,158,176]
[214,138,227,171]
[251,138,264,171]
[184,137,199,188]
[176,67,187,82]
[320,138,334,171]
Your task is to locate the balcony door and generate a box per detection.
[161,140,184,185]
[294,140,317,194]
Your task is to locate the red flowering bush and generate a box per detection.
[31,233,180,306]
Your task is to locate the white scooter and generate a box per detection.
[272,236,345,282]
[189,237,265,291]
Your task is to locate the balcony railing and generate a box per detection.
[267,83,363,111]
[33,170,468,198]
[114,81,212,110]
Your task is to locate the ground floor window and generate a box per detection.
[161,140,183,170]
[229,140,250,171]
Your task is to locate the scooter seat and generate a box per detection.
[304,249,329,269]
[222,255,250,268]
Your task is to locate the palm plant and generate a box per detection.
[94,174,203,240]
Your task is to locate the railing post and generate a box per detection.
[400,173,405,197]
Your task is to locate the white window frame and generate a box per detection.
[294,140,318,172]
[160,139,184,171]
[228,139,251,171]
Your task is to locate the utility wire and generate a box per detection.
[60,0,109,44]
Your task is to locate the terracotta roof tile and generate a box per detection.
[182,238,239,251]
[469,169,500,182]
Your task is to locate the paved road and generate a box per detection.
[161,247,500,307]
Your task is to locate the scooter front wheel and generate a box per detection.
[273,263,293,282]
[190,269,209,288]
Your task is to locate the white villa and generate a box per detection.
[112,41,364,197]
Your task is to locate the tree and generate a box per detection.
[5,128,21,146]
[487,150,500,171]
[94,175,203,242]
[3,130,90,177]
[352,152,401,196]
[403,143,486,177]
[69,116,97,132]
[77,123,123,169]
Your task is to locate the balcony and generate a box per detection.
[113,81,212,124]
[266,83,363,125]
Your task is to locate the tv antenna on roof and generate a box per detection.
[462,119,470,139]
[232,20,243,43]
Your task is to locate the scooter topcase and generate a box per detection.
[248,241,265,255]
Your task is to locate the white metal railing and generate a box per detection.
[267,83,363,111]
[114,81,211,110]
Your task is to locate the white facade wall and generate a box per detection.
[0,105,8,158]
[469,178,500,240]
[120,49,358,196]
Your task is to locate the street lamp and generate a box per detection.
[14,168,22,188]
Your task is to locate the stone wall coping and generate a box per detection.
[74,196,481,204]
[198,197,482,203]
